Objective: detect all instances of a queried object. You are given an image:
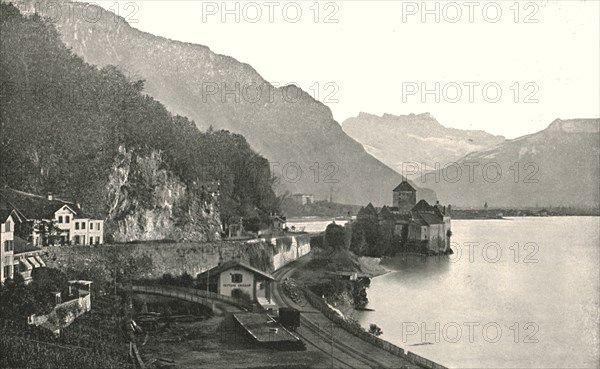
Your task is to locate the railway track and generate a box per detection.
[272,259,392,369]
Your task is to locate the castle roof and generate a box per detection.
[412,199,434,213]
[359,203,378,218]
[378,206,395,219]
[434,203,452,217]
[393,181,416,192]
[413,212,444,225]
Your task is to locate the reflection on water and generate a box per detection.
[356,217,600,369]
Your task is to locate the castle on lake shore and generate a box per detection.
[361,181,452,253]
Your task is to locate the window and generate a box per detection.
[74,236,80,245]
[231,273,243,283]
[3,266,10,279]
[75,222,79,230]
[96,236,100,244]
[65,216,70,223]
[6,220,11,232]
[82,222,86,230]
[97,223,101,231]
[3,241,12,252]
[58,216,63,223]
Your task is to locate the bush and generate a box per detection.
[369,323,383,337]
[231,289,253,303]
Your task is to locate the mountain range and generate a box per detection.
[343,112,598,209]
[10,0,599,210]
[342,112,505,175]
[11,0,435,207]
[416,118,599,208]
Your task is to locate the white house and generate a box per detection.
[197,260,275,304]
[0,209,16,284]
[0,188,104,246]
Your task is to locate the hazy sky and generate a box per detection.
[95,0,599,138]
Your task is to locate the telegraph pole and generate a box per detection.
[330,321,334,368]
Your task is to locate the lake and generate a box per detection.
[287,218,350,233]
[355,217,600,368]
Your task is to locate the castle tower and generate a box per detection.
[392,180,417,215]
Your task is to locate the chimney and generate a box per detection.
[47,193,53,201]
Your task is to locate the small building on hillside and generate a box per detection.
[291,194,314,206]
[197,260,275,304]
[270,215,287,231]
[0,188,104,246]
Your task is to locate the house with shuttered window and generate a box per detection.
[0,188,104,246]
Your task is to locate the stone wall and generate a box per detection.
[29,294,91,334]
[263,234,311,270]
[44,235,311,290]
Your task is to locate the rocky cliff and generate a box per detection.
[104,146,222,243]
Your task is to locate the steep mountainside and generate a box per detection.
[10,0,431,206]
[0,3,280,241]
[422,119,600,208]
[342,112,505,175]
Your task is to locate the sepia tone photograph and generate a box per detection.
[0,1,598,368]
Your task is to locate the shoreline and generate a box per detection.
[358,256,390,278]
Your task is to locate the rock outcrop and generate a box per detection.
[105,146,222,243]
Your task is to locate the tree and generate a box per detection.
[350,215,382,256]
[33,220,61,246]
[368,323,383,337]
[324,223,346,250]
[0,269,63,319]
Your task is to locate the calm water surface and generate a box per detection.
[287,218,349,233]
[356,217,599,368]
